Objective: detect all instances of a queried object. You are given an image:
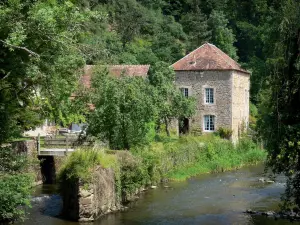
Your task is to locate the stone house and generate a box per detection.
[172,43,250,141]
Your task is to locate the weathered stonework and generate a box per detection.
[62,166,122,222]
[175,70,250,141]
[231,71,250,141]
[175,70,233,131]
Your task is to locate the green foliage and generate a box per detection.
[217,127,233,140]
[149,62,196,136]
[208,10,237,60]
[257,0,300,208]
[180,7,211,51]
[58,148,118,183]
[0,174,33,222]
[163,135,265,180]
[87,66,157,149]
[111,0,147,46]
[0,147,29,174]
[0,0,98,139]
[116,151,149,201]
[59,135,265,205]
[131,135,265,181]
[0,146,33,222]
[249,102,258,130]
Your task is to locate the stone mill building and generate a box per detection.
[172,43,250,141]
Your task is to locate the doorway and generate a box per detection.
[179,118,189,134]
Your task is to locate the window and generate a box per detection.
[204,115,215,131]
[180,88,189,97]
[205,88,214,104]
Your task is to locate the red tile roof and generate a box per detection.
[81,65,150,88]
[172,43,250,74]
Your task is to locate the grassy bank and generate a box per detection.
[132,135,266,181]
[163,136,266,180]
[59,135,266,201]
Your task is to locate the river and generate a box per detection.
[19,164,300,225]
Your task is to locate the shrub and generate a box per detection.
[116,151,149,201]
[58,148,118,183]
[0,146,33,222]
[217,127,233,140]
[0,174,33,222]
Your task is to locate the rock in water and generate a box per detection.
[266,180,275,183]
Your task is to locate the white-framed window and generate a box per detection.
[180,88,189,97]
[204,115,215,131]
[205,88,214,104]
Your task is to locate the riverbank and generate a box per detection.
[19,164,296,225]
[152,135,266,180]
[58,135,266,221]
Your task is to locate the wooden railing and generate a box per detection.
[37,134,93,156]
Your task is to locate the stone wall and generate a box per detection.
[175,70,232,133]
[231,71,250,141]
[62,166,122,222]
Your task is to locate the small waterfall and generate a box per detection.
[31,194,62,217]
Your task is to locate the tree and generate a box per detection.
[87,67,157,149]
[0,1,97,221]
[180,6,211,51]
[149,62,196,136]
[110,0,147,47]
[0,0,98,137]
[208,10,238,60]
[257,0,300,209]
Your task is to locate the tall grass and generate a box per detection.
[133,135,266,181]
[58,148,118,183]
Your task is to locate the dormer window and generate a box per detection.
[205,88,214,104]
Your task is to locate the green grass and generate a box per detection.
[58,148,118,182]
[163,135,266,180]
[130,134,266,181]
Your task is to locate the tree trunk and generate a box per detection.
[164,117,170,136]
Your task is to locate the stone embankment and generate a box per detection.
[61,166,149,222]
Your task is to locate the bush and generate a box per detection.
[58,148,118,183]
[0,146,33,222]
[116,151,149,201]
[0,174,33,222]
[217,127,233,140]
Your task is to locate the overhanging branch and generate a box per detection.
[0,40,40,57]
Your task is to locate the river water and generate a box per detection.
[19,164,300,225]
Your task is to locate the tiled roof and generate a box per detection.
[172,43,250,74]
[81,65,150,88]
